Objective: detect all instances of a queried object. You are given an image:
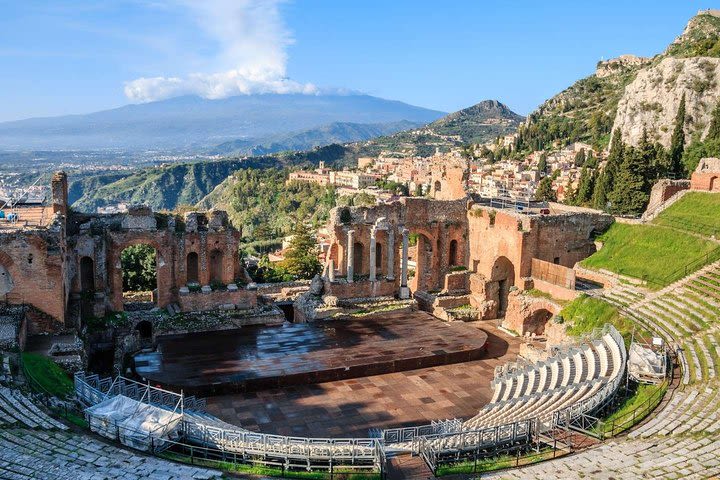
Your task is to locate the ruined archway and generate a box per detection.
[410,232,435,292]
[353,242,364,277]
[523,308,553,336]
[491,256,515,316]
[120,244,157,308]
[186,252,199,284]
[209,249,223,284]
[711,176,720,192]
[449,239,458,266]
[0,263,14,297]
[80,256,95,292]
[135,320,153,340]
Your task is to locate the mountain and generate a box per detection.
[67,99,521,212]
[516,10,720,153]
[70,144,355,212]
[207,120,422,156]
[357,100,523,157]
[0,94,444,151]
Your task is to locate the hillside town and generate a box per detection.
[288,138,603,205]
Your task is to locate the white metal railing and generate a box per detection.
[75,372,384,470]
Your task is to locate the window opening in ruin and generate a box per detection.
[121,244,157,309]
[186,252,199,284]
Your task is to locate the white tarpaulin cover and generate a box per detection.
[628,343,665,383]
[86,394,182,451]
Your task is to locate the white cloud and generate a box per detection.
[124,0,317,102]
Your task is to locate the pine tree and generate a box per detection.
[593,129,624,210]
[608,145,650,216]
[669,93,686,177]
[707,100,720,141]
[535,177,557,202]
[282,223,321,279]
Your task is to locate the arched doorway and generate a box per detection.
[711,176,720,192]
[449,239,458,266]
[121,244,157,309]
[411,233,435,292]
[0,264,14,296]
[353,242,364,276]
[523,308,553,335]
[209,249,224,284]
[80,256,95,292]
[434,180,442,192]
[186,252,199,284]
[491,256,515,316]
[135,320,153,340]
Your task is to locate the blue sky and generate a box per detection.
[0,1,716,122]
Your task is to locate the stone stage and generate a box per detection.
[134,311,489,396]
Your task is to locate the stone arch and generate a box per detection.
[0,263,14,296]
[353,242,364,276]
[491,256,515,316]
[80,256,95,292]
[523,308,553,336]
[186,252,199,284]
[411,232,435,292]
[209,249,223,284]
[135,320,153,339]
[449,239,458,266]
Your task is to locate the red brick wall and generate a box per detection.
[691,172,720,191]
[325,279,398,299]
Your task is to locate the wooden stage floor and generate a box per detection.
[135,311,491,395]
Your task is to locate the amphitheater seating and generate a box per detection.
[0,386,67,431]
[461,328,625,434]
[0,428,219,480]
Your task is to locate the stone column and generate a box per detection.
[369,228,377,282]
[346,230,355,283]
[328,259,336,282]
[386,228,395,280]
[400,228,410,299]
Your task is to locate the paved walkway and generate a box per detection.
[206,323,520,438]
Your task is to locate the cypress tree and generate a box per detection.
[535,176,556,202]
[575,166,596,206]
[282,223,321,279]
[564,178,576,205]
[707,100,720,141]
[608,145,650,216]
[669,93,686,177]
[538,153,548,173]
[593,129,624,210]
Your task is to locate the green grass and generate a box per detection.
[653,192,720,237]
[21,353,74,398]
[434,449,556,476]
[596,382,667,436]
[524,288,568,305]
[561,295,650,346]
[158,452,380,479]
[580,223,720,289]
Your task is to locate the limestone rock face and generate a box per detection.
[612,56,720,148]
[596,55,650,78]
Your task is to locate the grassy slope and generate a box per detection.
[652,191,720,236]
[22,353,74,398]
[561,294,650,346]
[580,222,719,288]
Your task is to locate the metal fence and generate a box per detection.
[74,372,386,475]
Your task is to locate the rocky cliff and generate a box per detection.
[612,56,720,147]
